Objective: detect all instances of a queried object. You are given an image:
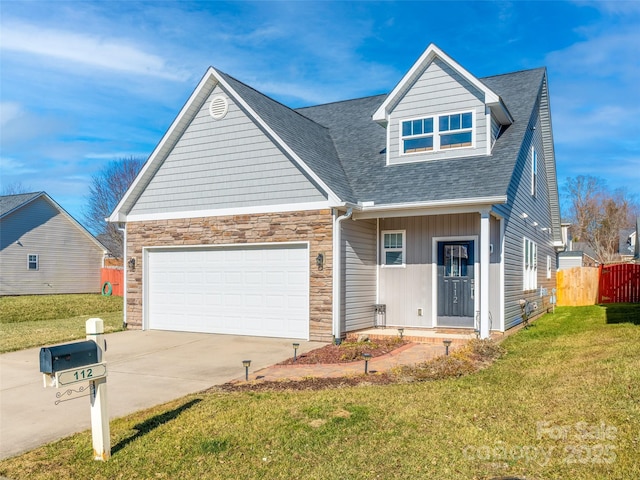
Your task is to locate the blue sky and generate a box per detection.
[1,0,639,225]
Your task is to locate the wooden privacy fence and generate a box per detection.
[556,267,600,306]
[598,263,640,304]
[100,268,124,297]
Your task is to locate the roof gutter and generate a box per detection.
[332,207,353,341]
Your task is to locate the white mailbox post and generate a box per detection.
[86,318,111,461]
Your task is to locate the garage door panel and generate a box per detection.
[147,245,309,339]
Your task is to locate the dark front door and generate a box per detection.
[437,241,474,327]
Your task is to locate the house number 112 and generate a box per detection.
[73,368,94,381]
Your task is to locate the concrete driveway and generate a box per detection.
[0,330,322,460]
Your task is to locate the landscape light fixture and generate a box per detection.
[242,359,251,381]
[443,339,452,356]
[398,328,404,339]
[293,343,300,362]
[362,353,372,374]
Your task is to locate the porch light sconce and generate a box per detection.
[316,253,324,271]
[128,257,135,270]
[362,353,372,374]
[443,339,452,356]
[398,328,404,339]
[293,343,300,362]
[242,359,251,381]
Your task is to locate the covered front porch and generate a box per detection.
[338,207,504,340]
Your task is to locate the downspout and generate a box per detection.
[332,207,353,342]
[117,224,127,329]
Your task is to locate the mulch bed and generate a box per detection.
[277,338,408,365]
[213,373,398,393]
[211,338,505,393]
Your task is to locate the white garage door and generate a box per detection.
[146,244,309,339]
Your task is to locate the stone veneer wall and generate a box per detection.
[125,210,334,342]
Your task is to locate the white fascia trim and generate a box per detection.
[490,100,514,125]
[123,200,335,223]
[352,196,507,220]
[213,68,341,206]
[373,44,505,124]
[109,69,218,223]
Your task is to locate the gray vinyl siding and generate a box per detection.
[130,84,327,216]
[341,219,377,332]
[387,58,487,165]
[0,198,104,295]
[495,92,557,329]
[378,213,483,327]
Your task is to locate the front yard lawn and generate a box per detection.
[1,304,639,479]
[0,294,123,353]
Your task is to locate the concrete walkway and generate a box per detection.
[0,330,321,460]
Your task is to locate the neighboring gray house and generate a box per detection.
[619,226,638,262]
[0,192,107,295]
[110,44,563,342]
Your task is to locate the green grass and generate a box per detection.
[1,305,639,479]
[0,294,123,352]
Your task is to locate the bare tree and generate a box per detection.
[84,157,144,257]
[564,175,639,263]
[1,182,33,195]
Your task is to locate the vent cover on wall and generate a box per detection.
[209,96,228,120]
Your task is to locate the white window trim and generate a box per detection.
[381,230,406,268]
[400,109,475,156]
[523,237,537,291]
[28,254,39,271]
[531,146,537,197]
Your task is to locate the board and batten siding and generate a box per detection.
[495,93,557,330]
[378,213,487,328]
[0,197,104,295]
[387,58,488,165]
[341,218,377,332]
[129,84,327,216]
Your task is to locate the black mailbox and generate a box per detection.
[40,340,99,374]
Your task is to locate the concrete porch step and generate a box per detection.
[346,328,477,345]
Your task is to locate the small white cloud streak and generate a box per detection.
[1,21,188,81]
[0,102,23,128]
[0,157,38,175]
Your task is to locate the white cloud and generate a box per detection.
[546,28,640,80]
[0,157,38,175]
[0,102,23,128]
[1,21,189,81]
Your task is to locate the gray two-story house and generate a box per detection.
[110,44,562,342]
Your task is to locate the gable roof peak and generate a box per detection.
[372,43,513,126]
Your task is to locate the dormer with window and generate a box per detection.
[373,44,513,166]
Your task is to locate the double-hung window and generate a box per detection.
[523,238,537,291]
[382,231,405,267]
[402,118,434,153]
[401,111,473,154]
[439,112,473,149]
[28,254,39,271]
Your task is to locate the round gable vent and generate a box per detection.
[209,95,228,120]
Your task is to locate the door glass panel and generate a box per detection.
[444,244,468,277]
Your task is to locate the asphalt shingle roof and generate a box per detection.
[0,192,42,218]
[218,71,354,202]
[295,67,546,205]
